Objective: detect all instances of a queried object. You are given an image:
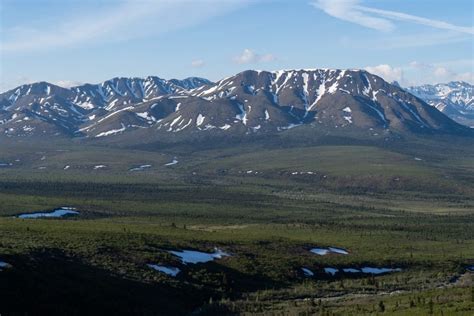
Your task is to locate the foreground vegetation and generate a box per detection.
[0,135,473,315]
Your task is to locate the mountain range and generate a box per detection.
[0,69,471,143]
[406,81,474,127]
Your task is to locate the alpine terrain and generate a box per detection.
[1,70,469,142]
[406,81,474,127]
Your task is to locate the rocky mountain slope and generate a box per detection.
[406,81,474,127]
[0,70,469,141]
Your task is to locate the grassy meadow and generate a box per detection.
[0,135,473,314]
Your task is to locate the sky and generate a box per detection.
[0,0,473,91]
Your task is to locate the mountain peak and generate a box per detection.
[0,69,470,139]
[406,81,473,126]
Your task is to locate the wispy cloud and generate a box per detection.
[191,59,205,68]
[312,0,394,32]
[233,49,276,64]
[340,31,471,50]
[312,0,474,34]
[1,0,250,54]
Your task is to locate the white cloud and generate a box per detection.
[456,72,474,83]
[433,67,451,78]
[364,64,403,83]
[432,69,474,84]
[191,59,205,68]
[365,62,474,86]
[1,0,250,53]
[407,61,474,84]
[54,80,84,88]
[233,49,276,64]
[312,0,474,34]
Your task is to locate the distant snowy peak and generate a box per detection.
[408,81,473,105]
[406,81,474,127]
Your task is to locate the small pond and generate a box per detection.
[325,266,402,276]
[0,261,11,271]
[17,207,79,219]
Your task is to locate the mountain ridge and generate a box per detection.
[406,81,474,127]
[1,69,470,141]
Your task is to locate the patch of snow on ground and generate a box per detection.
[165,158,178,166]
[169,248,230,264]
[148,264,180,277]
[310,247,349,255]
[196,114,205,127]
[324,267,338,276]
[95,123,126,138]
[400,102,426,127]
[328,247,349,255]
[203,124,216,130]
[235,103,247,125]
[264,109,270,120]
[168,115,183,131]
[367,104,387,124]
[310,248,329,255]
[277,123,302,131]
[301,267,314,276]
[129,165,152,171]
[135,112,151,120]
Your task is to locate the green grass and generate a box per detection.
[0,136,473,314]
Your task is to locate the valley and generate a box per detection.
[0,133,473,315]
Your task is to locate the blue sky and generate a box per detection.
[1,0,473,91]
